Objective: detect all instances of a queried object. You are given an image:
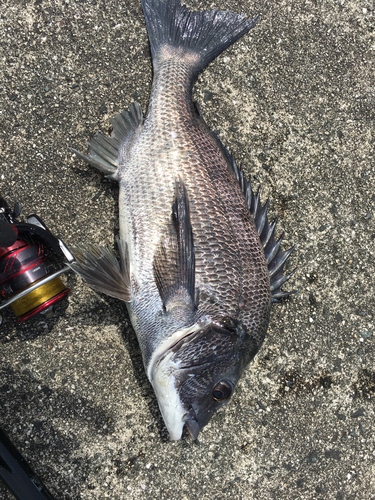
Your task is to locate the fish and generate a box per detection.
[69,0,294,441]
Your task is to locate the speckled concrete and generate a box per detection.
[0,1,374,499]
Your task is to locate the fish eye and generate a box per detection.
[212,381,233,402]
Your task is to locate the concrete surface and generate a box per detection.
[0,0,374,499]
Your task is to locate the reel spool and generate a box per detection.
[0,198,73,323]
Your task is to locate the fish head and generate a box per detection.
[148,317,259,441]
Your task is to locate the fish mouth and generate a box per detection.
[147,320,210,441]
[183,408,200,441]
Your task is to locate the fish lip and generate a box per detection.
[183,409,200,441]
[168,422,185,441]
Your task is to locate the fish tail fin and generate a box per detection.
[141,0,258,76]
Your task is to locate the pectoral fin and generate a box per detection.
[153,180,197,312]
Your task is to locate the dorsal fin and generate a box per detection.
[153,179,196,312]
[70,102,143,178]
[228,153,296,303]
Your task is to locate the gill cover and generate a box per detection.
[149,320,259,440]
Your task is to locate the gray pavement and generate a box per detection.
[0,0,374,499]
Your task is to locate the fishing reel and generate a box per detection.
[0,197,74,323]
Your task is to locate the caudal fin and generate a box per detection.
[141,0,258,76]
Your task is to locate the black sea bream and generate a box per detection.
[70,0,294,440]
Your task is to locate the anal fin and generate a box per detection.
[70,102,143,178]
[153,180,196,312]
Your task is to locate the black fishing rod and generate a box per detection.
[0,429,57,500]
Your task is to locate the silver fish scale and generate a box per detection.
[117,55,271,367]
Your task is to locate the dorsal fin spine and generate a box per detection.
[227,153,295,301]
